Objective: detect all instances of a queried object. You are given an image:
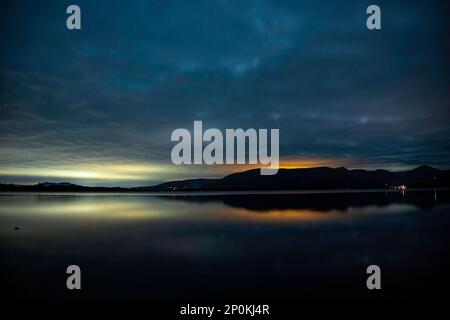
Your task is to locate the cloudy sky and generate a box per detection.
[0,0,449,186]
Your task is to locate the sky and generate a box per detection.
[0,0,449,187]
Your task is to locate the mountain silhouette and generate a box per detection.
[1,166,449,192]
[136,165,450,191]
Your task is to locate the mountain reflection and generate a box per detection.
[0,190,448,224]
[157,189,449,212]
[1,190,449,300]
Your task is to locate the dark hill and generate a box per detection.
[136,166,450,191]
[1,166,449,192]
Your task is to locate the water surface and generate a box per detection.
[1,190,449,301]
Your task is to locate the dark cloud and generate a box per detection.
[0,0,449,185]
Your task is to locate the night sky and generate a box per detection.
[0,0,449,186]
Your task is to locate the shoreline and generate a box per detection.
[0,188,448,196]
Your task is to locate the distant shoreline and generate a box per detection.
[0,188,448,196]
[2,165,449,192]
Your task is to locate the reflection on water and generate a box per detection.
[0,190,449,300]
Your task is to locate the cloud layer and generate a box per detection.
[0,0,449,186]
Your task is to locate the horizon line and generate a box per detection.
[0,164,445,189]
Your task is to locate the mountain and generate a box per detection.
[136,166,450,191]
[1,166,449,192]
[0,182,126,192]
[37,182,77,187]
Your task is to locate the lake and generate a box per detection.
[1,190,449,301]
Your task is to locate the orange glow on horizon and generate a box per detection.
[0,155,379,186]
[212,156,361,174]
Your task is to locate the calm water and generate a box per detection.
[1,190,449,301]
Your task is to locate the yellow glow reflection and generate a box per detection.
[0,198,170,219]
